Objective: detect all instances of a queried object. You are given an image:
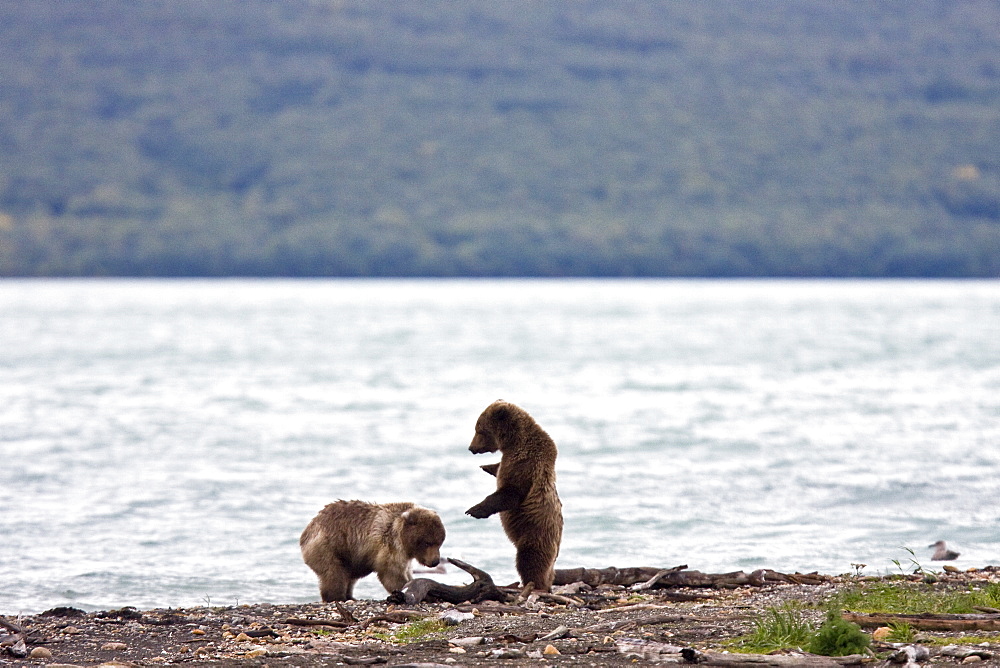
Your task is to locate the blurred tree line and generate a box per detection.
[0,0,998,277]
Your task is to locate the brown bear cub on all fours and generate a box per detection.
[466,400,563,592]
[300,400,561,600]
[300,500,446,602]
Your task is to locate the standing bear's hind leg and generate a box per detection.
[515,536,558,591]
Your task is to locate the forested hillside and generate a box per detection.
[1,0,999,276]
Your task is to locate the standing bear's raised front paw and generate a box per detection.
[466,504,491,518]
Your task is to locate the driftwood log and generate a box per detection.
[679,648,866,666]
[842,610,1000,631]
[390,558,507,605]
[387,561,829,607]
[284,617,349,628]
[0,616,28,658]
[553,566,830,588]
[615,640,865,666]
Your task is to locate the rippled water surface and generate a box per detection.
[1,279,998,613]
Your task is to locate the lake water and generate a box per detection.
[1,278,999,614]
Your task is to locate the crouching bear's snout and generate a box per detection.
[403,509,447,572]
[418,548,442,569]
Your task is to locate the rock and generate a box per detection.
[890,645,930,666]
[30,647,54,659]
[437,609,474,626]
[942,645,994,660]
[448,646,466,654]
[7,638,27,658]
[244,648,267,658]
[617,638,684,661]
[963,657,984,664]
[543,644,561,655]
[100,642,128,651]
[539,624,570,641]
[449,636,484,647]
[872,626,892,641]
[552,582,590,595]
[490,648,526,659]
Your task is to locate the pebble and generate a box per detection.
[30,647,53,659]
[448,646,467,654]
[543,644,561,655]
[191,628,206,636]
[245,648,267,658]
[100,642,128,651]
[490,648,526,659]
[62,626,83,635]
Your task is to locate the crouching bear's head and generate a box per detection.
[400,507,446,568]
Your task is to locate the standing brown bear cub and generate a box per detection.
[300,500,446,601]
[466,400,563,591]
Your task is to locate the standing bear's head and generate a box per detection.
[469,400,524,454]
[469,399,552,455]
[398,506,446,568]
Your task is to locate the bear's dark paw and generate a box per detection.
[466,504,491,519]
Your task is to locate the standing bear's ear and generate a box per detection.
[491,403,511,423]
[487,401,518,443]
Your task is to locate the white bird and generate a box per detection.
[929,540,960,561]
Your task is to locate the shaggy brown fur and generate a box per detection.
[300,500,446,601]
[466,400,563,591]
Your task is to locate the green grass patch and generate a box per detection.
[731,573,1000,656]
[807,610,871,657]
[885,621,915,643]
[921,635,1000,646]
[729,605,817,654]
[372,618,447,644]
[310,627,335,636]
[731,606,871,657]
[830,581,1000,615]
